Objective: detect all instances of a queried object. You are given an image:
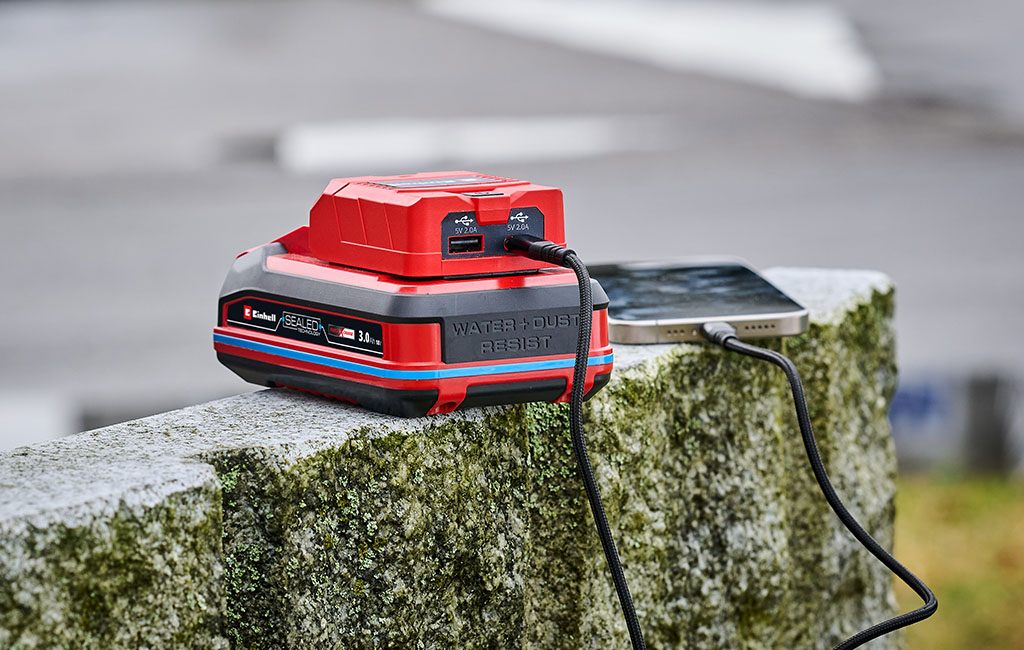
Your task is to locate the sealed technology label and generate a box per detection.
[226,297,384,357]
[443,308,580,363]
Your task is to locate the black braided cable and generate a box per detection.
[565,253,647,650]
[704,325,937,649]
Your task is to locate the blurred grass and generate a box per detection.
[895,474,1024,650]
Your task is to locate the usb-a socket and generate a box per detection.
[448,235,484,254]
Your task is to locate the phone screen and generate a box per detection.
[589,263,804,322]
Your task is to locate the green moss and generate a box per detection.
[220,464,242,495]
[208,418,533,649]
[0,484,223,649]
[223,543,272,648]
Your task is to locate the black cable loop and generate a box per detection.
[718,334,937,650]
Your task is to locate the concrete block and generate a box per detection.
[0,268,901,650]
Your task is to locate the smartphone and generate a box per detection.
[588,259,808,344]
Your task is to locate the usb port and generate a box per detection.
[448,235,483,254]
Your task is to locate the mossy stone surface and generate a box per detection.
[0,269,901,649]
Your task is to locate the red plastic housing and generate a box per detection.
[308,171,566,277]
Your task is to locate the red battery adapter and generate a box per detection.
[213,171,613,417]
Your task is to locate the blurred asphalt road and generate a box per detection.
[1,0,1022,439]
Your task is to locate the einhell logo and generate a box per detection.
[243,305,277,324]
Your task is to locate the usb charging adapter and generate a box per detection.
[213,171,612,417]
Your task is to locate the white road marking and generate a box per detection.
[277,115,675,174]
[422,0,880,102]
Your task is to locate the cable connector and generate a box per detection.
[701,321,738,346]
[504,235,575,267]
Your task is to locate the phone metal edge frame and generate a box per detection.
[592,258,810,345]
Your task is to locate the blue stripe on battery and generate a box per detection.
[214,333,613,380]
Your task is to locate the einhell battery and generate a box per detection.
[213,171,613,417]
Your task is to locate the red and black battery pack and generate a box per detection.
[214,171,613,417]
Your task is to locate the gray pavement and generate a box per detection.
[1,0,1022,444]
